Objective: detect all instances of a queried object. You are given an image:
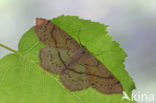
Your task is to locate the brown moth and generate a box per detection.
[34,18,123,94]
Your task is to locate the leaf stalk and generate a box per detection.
[0,43,18,53]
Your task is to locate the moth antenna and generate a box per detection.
[90,51,116,56]
[77,30,83,46]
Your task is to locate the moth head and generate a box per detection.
[80,45,89,54]
[35,18,49,26]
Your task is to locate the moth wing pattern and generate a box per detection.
[60,56,90,91]
[34,18,80,51]
[39,47,76,74]
[83,54,123,94]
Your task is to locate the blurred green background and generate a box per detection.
[0,0,155,103]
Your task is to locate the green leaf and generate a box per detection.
[0,15,136,103]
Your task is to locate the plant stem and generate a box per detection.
[0,43,18,53]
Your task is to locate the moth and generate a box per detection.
[34,18,123,94]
